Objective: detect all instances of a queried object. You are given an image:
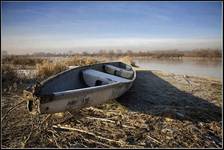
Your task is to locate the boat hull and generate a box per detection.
[40,81,133,114]
[26,61,136,114]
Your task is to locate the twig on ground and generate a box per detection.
[21,130,33,148]
[147,135,162,144]
[52,124,124,146]
[40,114,52,124]
[1,100,26,122]
[21,116,35,148]
[86,116,135,129]
[52,134,62,148]
[82,138,113,148]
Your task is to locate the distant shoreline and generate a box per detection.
[101,56,222,60]
[3,49,222,59]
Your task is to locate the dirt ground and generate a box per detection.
[1,68,222,148]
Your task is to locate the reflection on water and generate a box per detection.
[134,58,222,80]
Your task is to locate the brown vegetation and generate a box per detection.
[65,56,98,66]
[3,55,44,66]
[76,49,221,59]
[183,49,222,58]
[4,49,220,61]
[1,64,26,93]
[36,60,68,79]
[36,57,99,79]
[2,64,18,83]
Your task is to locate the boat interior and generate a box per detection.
[37,62,134,96]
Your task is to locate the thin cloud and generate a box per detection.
[2,2,222,54]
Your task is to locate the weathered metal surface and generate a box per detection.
[28,61,136,114]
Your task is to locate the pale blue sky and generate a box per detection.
[1,1,222,54]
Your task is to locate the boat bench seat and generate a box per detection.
[82,69,130,87]
[104,65,134,79]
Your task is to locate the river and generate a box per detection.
[133,58,222,80]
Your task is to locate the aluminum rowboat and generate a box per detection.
[25,61,136,114]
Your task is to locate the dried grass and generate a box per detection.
[36,60,68,79]
[2,64,18,82]
[36,57,98,79]
[3,55,44,66]
[66,56,98,66]
[2,64,20,91]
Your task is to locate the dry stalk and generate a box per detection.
[85,116,135,129]
[52,124,125,147]
[1,100,26,122]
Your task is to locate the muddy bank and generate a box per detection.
[1,69,222,148]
